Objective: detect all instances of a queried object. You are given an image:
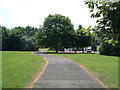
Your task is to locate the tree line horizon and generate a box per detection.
[1,1,120,56]
[1,15,92,52]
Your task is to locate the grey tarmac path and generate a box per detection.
[33,51,106,89]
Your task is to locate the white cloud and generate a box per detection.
[0,0,97,29]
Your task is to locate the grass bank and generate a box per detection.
[51,52,118,88]
[2,51,45,88]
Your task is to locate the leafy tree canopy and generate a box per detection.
[43,14,74,53]
[74,25,91,50]
[1,26,38,51]
[85,0,120,45]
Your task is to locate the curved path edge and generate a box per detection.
[26,52,48,88]
[51,54,108,88]
[33,52,107,88]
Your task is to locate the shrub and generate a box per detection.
[20,37,38,51]
[99,42,120,56]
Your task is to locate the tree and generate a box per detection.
[36,26,46,48]
[1,26,39,51]
[7,32,21,51]
[24,26,38,37]
[20,37,38,51]
[1,26,10,50]
[74,25,91,53]
[85,0,120,44]
[85,0,120,56]
[43,14,74,53]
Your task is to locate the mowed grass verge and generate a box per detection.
[2,51,45,88]
[52,53,118,88]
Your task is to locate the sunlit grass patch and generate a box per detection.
[2,51,45,88]
[53,53,118,88]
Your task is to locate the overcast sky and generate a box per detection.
[0,0,97,29]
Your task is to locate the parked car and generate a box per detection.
[86,48,91,53]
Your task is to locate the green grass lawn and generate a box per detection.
[2,51,45,88]
[51,52,118,88]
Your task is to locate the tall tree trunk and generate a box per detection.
[94,36,96,53]
[56,48,58,53]
[82,48,84,53]
[94,45,96,53]
[93,45,96,53]
[55,44,58,53]
[55,32,58,53]
[75,50,77,53]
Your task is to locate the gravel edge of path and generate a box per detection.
[26,52,48,88]
[50,54,108,88]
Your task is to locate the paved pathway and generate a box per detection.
[33,51,105,88]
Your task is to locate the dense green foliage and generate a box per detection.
[74,25,91,52]
[53,53,118,88]
[2,51,45,88]
[1,26,38,51]
[99,42,120,56]
[43,14,74,53]
[37,14,92,53]
[85,1,120,56]
[1,14,92,52]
